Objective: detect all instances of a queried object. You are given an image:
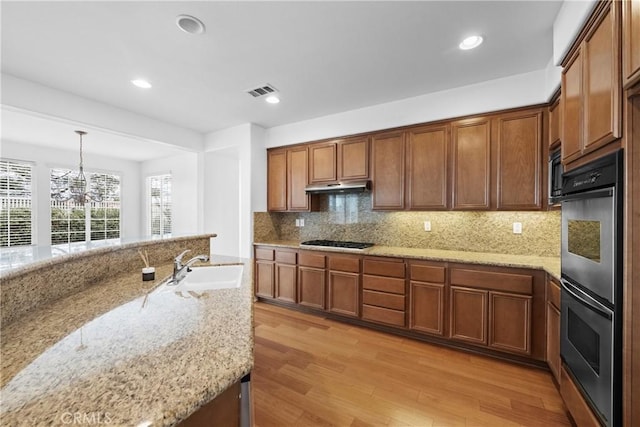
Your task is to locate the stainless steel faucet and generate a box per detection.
[170,250,210,285]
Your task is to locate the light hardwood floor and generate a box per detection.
[252,302,571,427]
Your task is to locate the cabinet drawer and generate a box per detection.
[410,264,446,283]
[299,251,326,268]
[255,247,274,261]
[275,250,297,264]
[362,305,405,327]
[363,258,405,278]
[363,275,405,294]
[363,290,405,311]
[329,255,360,273]
[450,268,532,295]
[548,277,561,309]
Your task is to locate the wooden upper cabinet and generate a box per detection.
[406,125,449,210]
[309,142,337,184]
[451,119,491,210]
[583,0,621,153]
[562,50,583,164]
[623,0,640,88]
[287,146,310,211]
[494,111,543,210]
[267,149,287,212]
[337,136,369,181]
[371,131,405,210]
[561,0,621,165]
[548,96,561,149]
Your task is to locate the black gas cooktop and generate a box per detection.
[300,240,374,251]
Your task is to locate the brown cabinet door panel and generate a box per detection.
[549,98,561,148]
[562,51,583,164]
[338,136,369,180]
[267,150,287,211]
[488,291,531,355]
[623,0,640,87]
[363,258,405,278]
[275,250,297,265]
[546,302,561,383]
[452,119,491,210]
[362,275,405,294]
[410,263,446,283]
[255,247,275,261]
[309,142,337,183]
[583,2,621,152]
[299,251,326,268]
[287,146,310,211]
[495,112,542,210]
[363,290,405,311]
[371,131,405,210]
[328,271,359,317]
[255,260,275,298]
[548,277,561,310]
[450,286,488,345]
[328,255,361,273]
[276,264,297,303]
[362,304,405,327]
[410,281,445,336]
[298,266,325,310]
[406,125,449,210]
[450,268,533,295]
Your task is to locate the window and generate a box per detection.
[51,169,121,244]
[148,174,171,237]
[0,159,33,247]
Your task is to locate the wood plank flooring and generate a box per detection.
[252,302,571,427]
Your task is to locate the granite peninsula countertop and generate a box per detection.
[254,240,561,280]
[0,255,253,426]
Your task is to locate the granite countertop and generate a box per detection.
[0,255,253,426]
[254,240,561,280]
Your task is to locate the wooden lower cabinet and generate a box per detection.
[410,282,445,336]
[547,276,562,384]
[450,286,488,345]
[328,271,359,317]
[179,380,240,427]
[489,292,532,354]
[255,260,274,298]
[275,263,297,303]
[298,266,325,309]
[560,366,602,427]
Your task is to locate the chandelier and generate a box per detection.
[51,130,103,205]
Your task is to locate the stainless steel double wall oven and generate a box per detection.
[560,150,623,427]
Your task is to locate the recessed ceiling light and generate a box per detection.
[459,35,483,50]
[176,14,205,35]
[131,79,152,89]
[265,95,280,104]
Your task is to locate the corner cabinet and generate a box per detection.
[561,0,621,166]
[267,146,310,212]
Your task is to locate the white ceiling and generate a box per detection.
[1,0,563,160]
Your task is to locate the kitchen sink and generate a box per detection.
[160,264,244,293]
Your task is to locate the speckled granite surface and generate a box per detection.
[254,240,561,280]
[0,255,253,426]
[254,193,561,257]
[1,235,214,325]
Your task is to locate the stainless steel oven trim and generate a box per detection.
[561,278,612,320]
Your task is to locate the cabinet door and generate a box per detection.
[583,1,621,153]
[410,281,445,336]
[338,136,369,181]
[623,0,640,87]
[255,260,275,298]
[298,266,325,309]
[287,146,310,211]
[309,142,337,184]
[495,111,542,210]
[450,286,488,345]
[275,263,297,303]
[452,119,491,210]
[406,125,449,210]
[488,291,532,355]
[561,50,583,164]
[328,271,359,317]
[547,301,561,383]
[267,150,287,212]
[549,97,561,149]
[371,131,405,210]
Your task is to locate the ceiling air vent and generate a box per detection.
[246,84,278,98]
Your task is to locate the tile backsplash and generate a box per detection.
[254,193,560,257]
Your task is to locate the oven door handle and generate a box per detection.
[561,278,612,320]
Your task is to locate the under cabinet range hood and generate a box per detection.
[305,180,370,194]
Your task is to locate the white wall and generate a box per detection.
[264,69,548,148]
[553,0,599,66]
[1,139,142,244]
[140,152,200,237]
